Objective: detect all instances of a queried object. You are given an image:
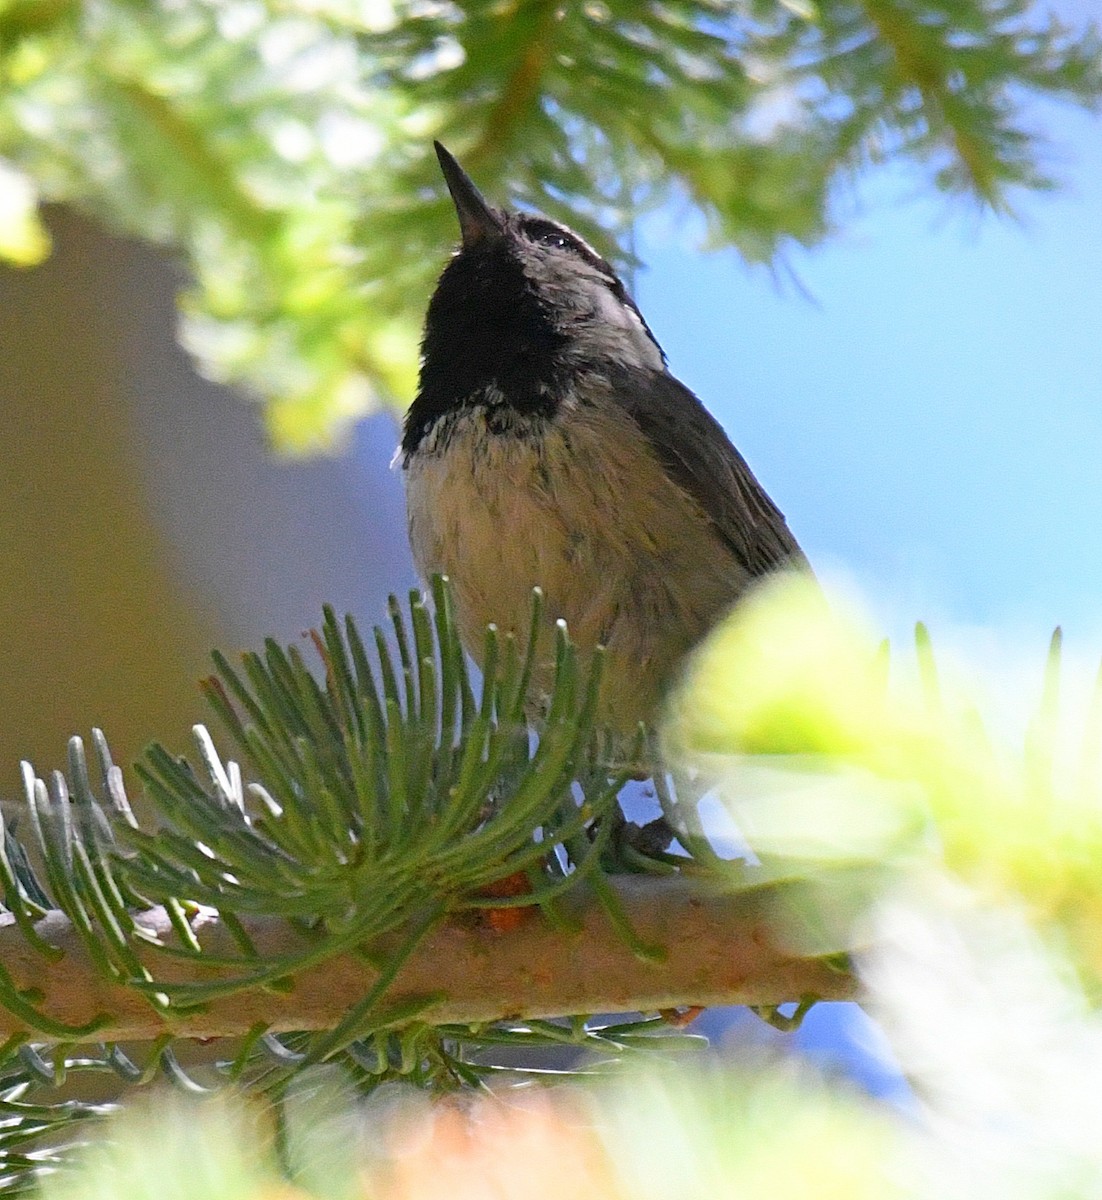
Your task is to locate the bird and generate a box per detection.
[400,142,806,737]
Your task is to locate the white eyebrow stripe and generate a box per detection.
[519,216,617,278]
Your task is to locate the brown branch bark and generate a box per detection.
[1,878,857,1043]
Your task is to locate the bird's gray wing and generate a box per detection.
[604,365,805,577]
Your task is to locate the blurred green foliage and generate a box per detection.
[37,1066,902,1200]
[46,1046,1102,1200]
[668,574,1102,994]
[1,0,1099,448]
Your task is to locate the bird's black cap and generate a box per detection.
[434,141,503,247]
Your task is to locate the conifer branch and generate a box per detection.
[0,584,853,1085]
[0,879,855,1044]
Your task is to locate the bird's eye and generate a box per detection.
[525,221,576,251]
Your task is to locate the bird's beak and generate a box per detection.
[434,141,503,247]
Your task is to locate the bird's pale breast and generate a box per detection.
[404,392,750,729]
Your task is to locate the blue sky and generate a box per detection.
[636,105,1102,656]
